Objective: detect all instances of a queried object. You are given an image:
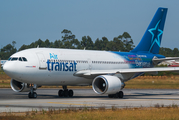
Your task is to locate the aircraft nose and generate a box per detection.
[3,62,15,77]
[3,62,11,75]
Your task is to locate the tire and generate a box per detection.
[68,90,73,97]
[58,90,64,97]
[28,92,37,98]
[28,92,32,98]
[33,92,37,98]
[64,90,69,97]
[115,92,120,98]
[108,94,114,98]
[118,91,123,98]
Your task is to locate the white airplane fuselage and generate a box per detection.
[4,48,132,86]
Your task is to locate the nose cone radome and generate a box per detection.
[3,62,18,79]
[3,62,12,76]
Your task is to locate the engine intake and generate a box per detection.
[10,79,31,92]
[92,75,123,94]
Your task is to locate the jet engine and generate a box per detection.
[92,75,124,94]
[10,79,31,92]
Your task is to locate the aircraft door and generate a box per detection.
[88,58,92,70]
[36,53,47,70]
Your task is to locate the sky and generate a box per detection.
[0,0,179,50]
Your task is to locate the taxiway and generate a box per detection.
[0,88,179,112]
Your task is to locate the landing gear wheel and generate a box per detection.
[108,94,114,98]
[68,90,73,97]
[114,92,120,98]
[118,91,123,98]
[28,92,31,98]
[33,92,37,98]
[58,90,64,97]
[58,86,74,98]
[28,92,37,98]
[64,90,69,97]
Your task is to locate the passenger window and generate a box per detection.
[11,57,18,61]
[22,57,27,61]
[19,57,22,61]
[8,57,12,61]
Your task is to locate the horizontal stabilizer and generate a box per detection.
[152,57,179,65]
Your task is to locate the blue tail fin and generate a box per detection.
[131,7,168,54]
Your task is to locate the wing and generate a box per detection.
[74,67,179,77]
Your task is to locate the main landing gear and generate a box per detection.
[58,86,74,97]
[108,91,124,98]
[28,84,37,98]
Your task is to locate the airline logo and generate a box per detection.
[50,53,58,59]
[148,20,163,52]
[47,53,77,72]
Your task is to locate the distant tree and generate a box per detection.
[102,37,109,50]
[45,39,50,47]
[18,44,28,51]
[71,39,81,49]
[12,41,16,47]
[121,32,135,52]
[54,40,63,48]
[63,41,71,49]
[122,32,131,38]
[112,37,125,51]
[159,47,173,57]
[105,41,116,51]
[0,43,17,59]
[34,39,46,47]
[94,38,103,50]
[29,42,36,48]
[81,36,93,50]
[61,29,75,42]
[173,48,179,57]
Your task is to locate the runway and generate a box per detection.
[1,88,179,112]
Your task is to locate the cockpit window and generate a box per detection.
[8,57,27,61]
[22,57,27,61]
[19,57,22,61]
[11,57,18,61]
[8,57,12,61]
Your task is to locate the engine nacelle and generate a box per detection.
[92,75,124,94]
[10,79,31,92]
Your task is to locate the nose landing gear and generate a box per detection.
[28,84,37,98]
[28,92,37,98]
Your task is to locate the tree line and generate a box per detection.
[0,29,178,60]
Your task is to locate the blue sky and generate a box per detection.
[0,0,179,50]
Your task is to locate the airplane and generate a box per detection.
[3,7,179,99]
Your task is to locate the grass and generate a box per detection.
[125,75,179,89]
[1,105,179,120]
